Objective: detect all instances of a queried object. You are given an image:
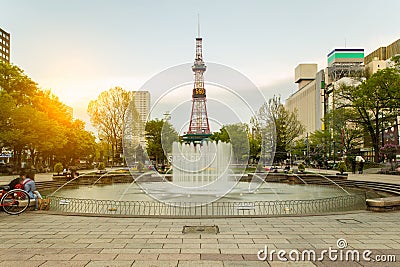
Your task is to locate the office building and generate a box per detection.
[286,64,324,136]
[0,27,10,62]
[364,39,400,75]
[286,49,364,137]
[132,91,150,146]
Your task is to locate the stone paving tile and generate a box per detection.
[2,238,45,244]
[242,254,262,261]
[85,260,134,267]
[200,253,243,261]
[158,253,200,261]
[0,260,46,267]
[75,238,113,243]
[0,244,14,249]
[177,260,224,267]
[49,243,89,249]
[72,253,118,260]
[223,261,270,267]
[100,248,141,254]
[0,254,35,261]
[11,243,52,249]
[87,242,126,249]
[61,248,102,254]
[220,248,257,255]
[115,253,159,261]
[147,238,182,244]
[110,238,139,244]
[180,248,220,254]
[201,243,238,249]
[132,260,178,266]
[125,243,163,249]
[253,238,290,244]
[38,260,90,267]
[133,234,167,239]
[101,234,134,239]
[219,238,254,244]
[39,238,80,243]
[163,243,200,249]
[140,248,180,254]
[0,248,23,255]
[30,253,76,261]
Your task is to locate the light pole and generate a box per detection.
[333,141,336,164]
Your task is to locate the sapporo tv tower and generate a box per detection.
[182,20,212,144]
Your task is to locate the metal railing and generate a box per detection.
[48,193,366,217]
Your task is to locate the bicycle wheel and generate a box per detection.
[1,189,31,215]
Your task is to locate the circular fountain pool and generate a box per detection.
[47,179,366,217]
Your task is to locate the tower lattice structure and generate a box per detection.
[184,35,211,142]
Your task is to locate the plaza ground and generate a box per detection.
[0,211,399,266]
[0,169,399,266]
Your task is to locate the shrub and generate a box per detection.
[54,162,63,175]
[337,161,347,174]
[98,162,106,170]
[298,163,305,172]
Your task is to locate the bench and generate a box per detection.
[366,196,400,211]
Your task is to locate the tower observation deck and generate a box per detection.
[182,34,212,143]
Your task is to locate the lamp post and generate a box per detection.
[333,141,336,164]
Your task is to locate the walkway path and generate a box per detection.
[306,168,400,185]
[0,211,399,266]
[1,168,399,266]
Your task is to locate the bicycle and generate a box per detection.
[0,185,30,215]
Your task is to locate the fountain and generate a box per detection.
[44,35,367,216]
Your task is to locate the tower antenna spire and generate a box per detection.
[182,16,211,143]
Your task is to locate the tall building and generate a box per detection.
[132,91,150,146]
[133,91,150,123]
[0,27,10,62]
[286,49,365,137]
[364,39,400,75]
[286,64,323,136]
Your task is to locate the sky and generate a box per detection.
[1,0,400,133]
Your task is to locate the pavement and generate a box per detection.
[0,169,399,266]
[0,211,399,266]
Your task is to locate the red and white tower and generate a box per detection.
[183,29,211,143]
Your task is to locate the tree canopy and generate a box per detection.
[254,95,305,163]
[335,66,400,162]
[87,86,132,165]
[145,119,178,164]
[0,61,96,171]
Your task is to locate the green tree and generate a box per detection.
[145,119,178,164]
[255,96,305,163]
[1,62,95,171]
[225,123,249,164]
[61,120,96,167]
[0,61,37,105]
[336,67,400,162]
[88,87,132,166]
[210,127,230,143]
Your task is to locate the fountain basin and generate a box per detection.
[46,181,366,217]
